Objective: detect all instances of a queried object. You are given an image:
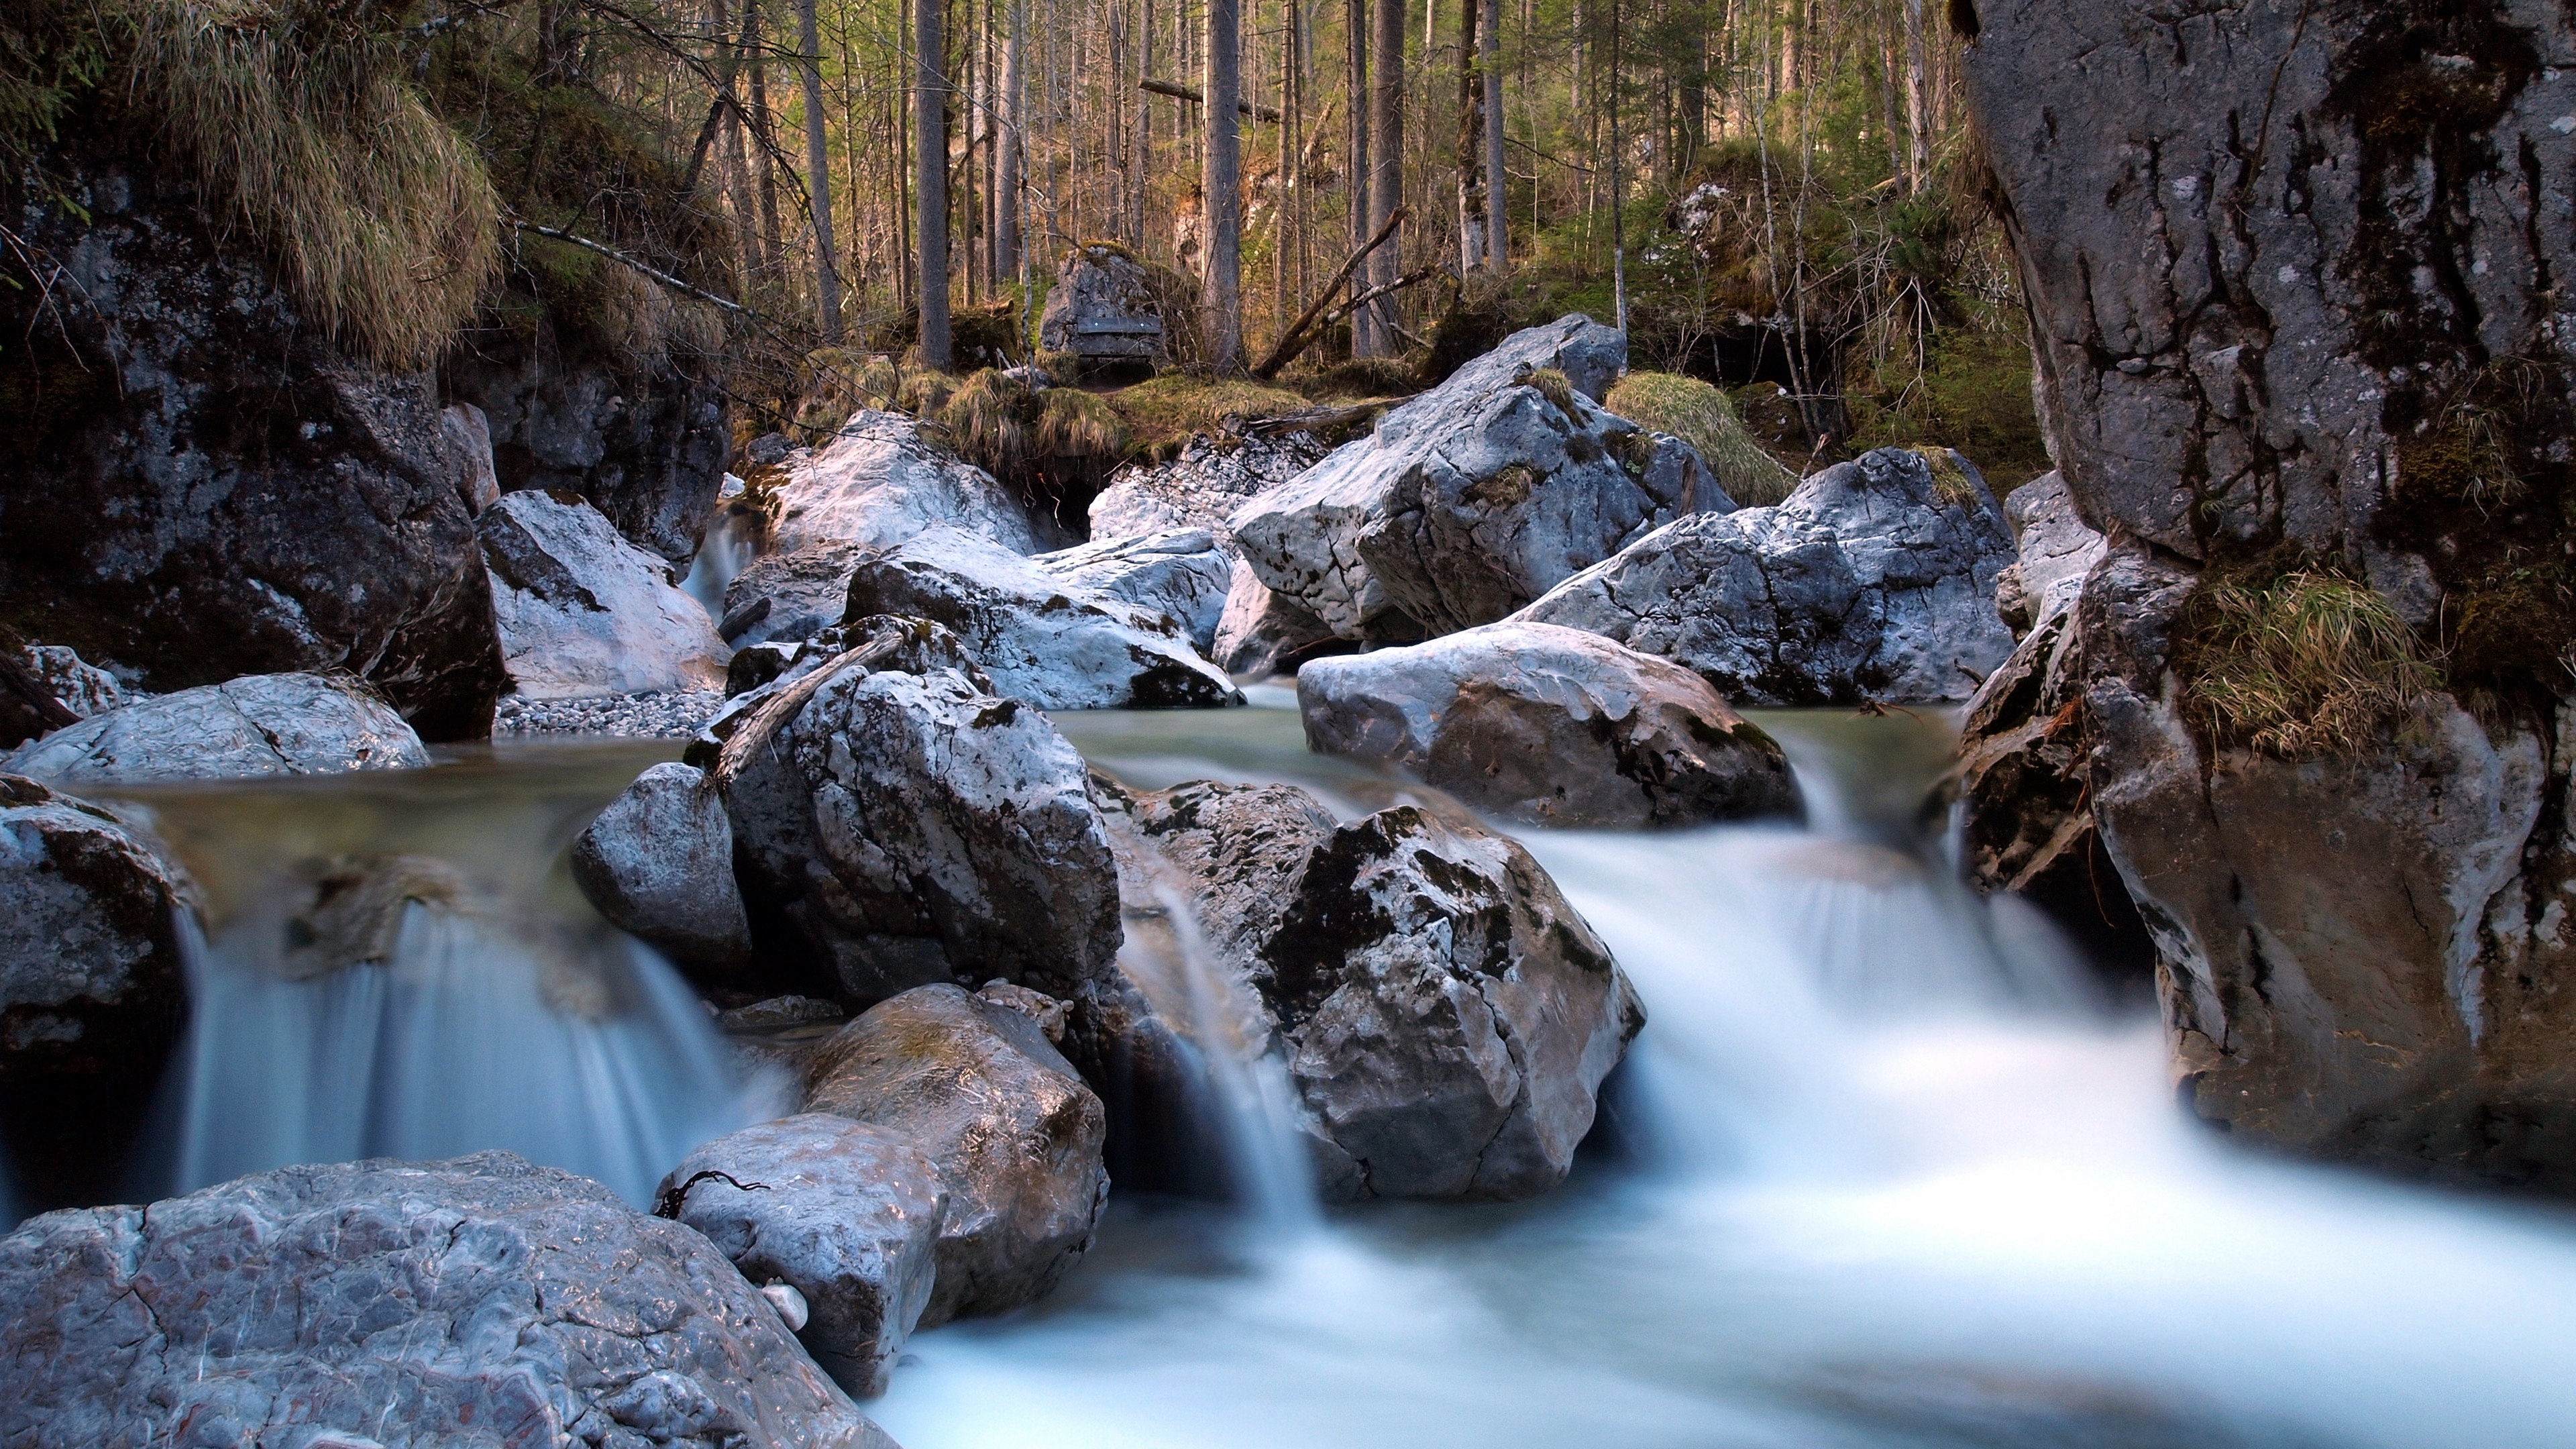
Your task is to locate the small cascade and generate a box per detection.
[682,508,756,620]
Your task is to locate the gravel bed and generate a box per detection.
[493,690,726,739]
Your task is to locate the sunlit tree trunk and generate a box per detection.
[1903,0,1929,191]
[918,0,953,366]
[998,0,1026,286]
[1347,0,1373,354]
[1481,0,1505,266]
[796,0,843,339]
[1203,0,1245,371]
[1363,0,1403,353]
[1454,0,1481,272]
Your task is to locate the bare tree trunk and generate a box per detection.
[1454,0,1480,272]
[1902,0,1929,191]
[1203,0,1244,370]
[796,0,843,339]
[716,0,763,297]
[998,0,1025,285]
[1609,0,1625,334]
[748,3,786,301]
[1346,0,1371,354]
[918,0,953,366]
[1481,0,1504,268]
[1364,0,1403,354]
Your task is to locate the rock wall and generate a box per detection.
[0,145,506,740]
[1963,0,2576,1189]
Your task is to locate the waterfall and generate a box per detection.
[682,506,756,621]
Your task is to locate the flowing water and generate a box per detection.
[683,509,757,619]
[31,693,2576,1446]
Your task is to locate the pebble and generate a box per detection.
[494,690,727,739]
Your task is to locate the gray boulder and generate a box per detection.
[722,543,873,647]
[1087,431,1331,546]
[1513,447,2017,705]
[714,629,1122,1003]
[1230,316,1713,642]
[1992,470,2106,635]
[1080,778,1645,1201]
[1297,623,1802,828]
[770,411,1036,557]
[659,1114,945,1399]
[1210,561,1340,678]
[1036,244,1172,364]
[440,402,503,515]
[21,644,129,719]
[572,761,754,977]
[5,672,429,784]
[0,774,197,1208]
[840,528,1241,709]
[1032,529,1234,652]
[0,1152,894,1448]
[805,983,1110,1327]
[480,490,731,700]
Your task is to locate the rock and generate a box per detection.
[1963,1,2576,1189]
[1296,623,1802,828]
[1993,471,2104,635]
[1032,529,1234,651]
[0,775,197,1209]
[0,1152,894,1448]
[714,627,1122,1002]
[1087,431,1331,545]
[804,983,1109,1326]
[1036,244,1172,364]
[447,339,732,566]
[769,411,1036,557]
[23,644,129,718]
[688,617,991,767]
[480,490,731,700]
[573,762,754,977]
[1231,316,1714,641]
[723,543,877,647]
[494,688,727,739]
[840,528,1242,709]
[1074,779,1646,1201]
[659,1115,945,1398]
[1210,561,1342,678]
[716,997,853,1083]
[0,146,508,741]
[441,402,503,515]
[1513,447,2017,705]
[5,673,429,784]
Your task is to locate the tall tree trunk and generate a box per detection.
[1481,0,1505,268]
[1454,0,1480,273]
[1609,0,1625,333]
[999,0,1025,285]
[895,0,913,314]
[918,0,953,366]
[796,0,843,339]
[1203,0,1245,371]
[1902,0,1929,192]
[1364,0,1403,354]
[717,0,764,297]
[749,10,786,303]
[1275,1,1295,334]
[1346,0,1371,352]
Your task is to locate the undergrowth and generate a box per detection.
[2171,561,2444,759]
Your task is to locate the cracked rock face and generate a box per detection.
[1031,529,1235,653]
[1230,315,1714,642]
[660,1114,945,1399]
[839,527,1242,709]
[714,641,1122,1004]
[1210,560,1342,678]
[804,984,1108,1328]
[1297,623,1803,829]
[0,1152,898,1449]
[573,761,755,981]
[4,673,429,784]
[1074,778,1645,1201]
[480,490,730,701]
[1037,246,1172,362]
[1514,447,2017,705]
[769,411,1037,557]
[723,543,881,649]
[1964,1,2576,1187]
[0,774,197,1209]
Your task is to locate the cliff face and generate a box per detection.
[1962,0,2576,1189]
[1,145,507,740]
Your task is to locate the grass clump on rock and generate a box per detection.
[1604,372,1801,506]
[1108,374,1309,459]
[2173,564,2443,759]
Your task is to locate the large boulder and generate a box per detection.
[769,411,1036,556]
[1210,561,1341,678]
[480,490,731,700]
[804,983,1110,1327]
[1037,244,1173,364]
[722,543,875,648]
[1512,447,2017,705]
[840,528,1242,708]
[714,627,1123,1003]
[0,775,197,1209]
[573,761,755,979]
[1087,431,1330,545]
[1991,471,2106,637]
[0,148,507,741]
[1231,316,1715,642]
[0,1152,896,1448]
[5,673,429,784]
[1073,778,1645,1201]
[1031,529,1234,653]
[1297,623,1802,828]
[659,1115,945,1398]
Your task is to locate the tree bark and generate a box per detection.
[1903,0,1930,192]
[1202,0,1244,372]
[918,0,953,366]
[1345,0,1372,356]
[1454,0,1481,272]
[748,3,785,299]
[796,0,843,339]
[1481,0,1505,267]
[1364,0,1404,355]
[998,0,1024,285]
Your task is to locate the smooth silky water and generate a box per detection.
[34,693,2576,1446]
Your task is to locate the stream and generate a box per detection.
[68,691,2576,1449]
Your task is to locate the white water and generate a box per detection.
[867,705,2576,1449]
[683,510,757,620]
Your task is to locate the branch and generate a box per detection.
[1252,207,1411,379]
[1140,77,1284,124]
[510,220,750,316]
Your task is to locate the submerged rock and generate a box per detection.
[805,983,1110,1327]
[1513,447,2016,705]
[769,411,1036,556]
[0,1152,896,1448]
[5,673,429,784]
[1232,316,1712,642]
[0,775,197,1209]
[480,490,731,700]
[839,528,1241,709]
[574,761,754,979]
[1032,529,1234,653]
[1297,623,1801,828]
[660,1114,945,1398]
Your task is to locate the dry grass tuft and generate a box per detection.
[1519,366,1582,417]
[899,360,961,418]
[1604,371,1801,506]
[2176,566,2443,759]
[938,368,1038,477]
[1038,388,1128,460]
[1911,446,1981,507]
[1108,374,1309,458]
[121,0,500,367]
